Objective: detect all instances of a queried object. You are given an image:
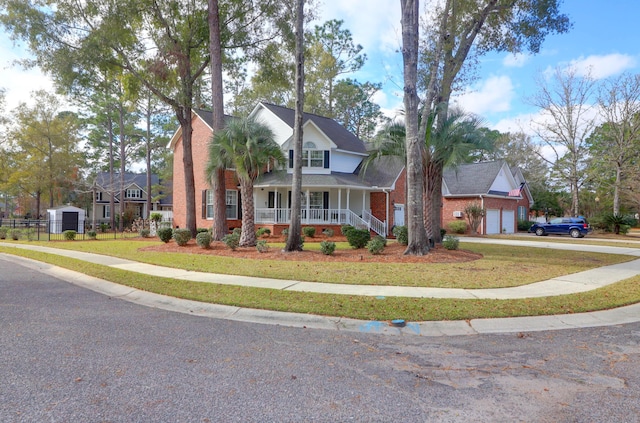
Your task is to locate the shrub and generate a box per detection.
[196,232,212,249]
[173,228,192,246]
[150,212,163,223]
[393,225,408,246]
[320,240,336,255]
[63,230,76,241]
[604,213,636,234]
[442,234,459,250]
[222,232,240,250]
[0,227,7,239]
[367,237,385,255]
[24,229,35,241]
[10,229,21,241]
[140,228,151,238]
[99,223,109,233]
[256,227,271,237]
[256,240,269,253]
[157,227,173,243]
[464,202,485,234]
[281,228,289,237]
[322,228,334,237]
[302,226,316,238]
[340,224,354,236]
[87,230,97,240]
[447,220,467,234]
[373,234,387,246]
[517,220,534,231]
[197,227,209,234]
[346,228,371,249]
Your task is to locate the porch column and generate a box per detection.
[274,187,278,223]
[362,190,366,214]
[346,189,350,211]
[305,189,310,224]
[338,188,342,224]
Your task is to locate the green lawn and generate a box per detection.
[10,239,633,289]
[2,238,639,321]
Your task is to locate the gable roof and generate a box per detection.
[443,160,518,196]
[168,109,234,149]
[95,172,158,191]
[254,102,368,155]
[358,156,405,189]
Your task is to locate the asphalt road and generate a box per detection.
[2,256,640,422]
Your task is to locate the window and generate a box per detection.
[103,205,110,219]
[205,190,214,219]
[95,192,103,201]
[517,206,527,221]
[301,142,325,168]
[226,190,238,219]
[126,189,142,199]
[301,191,324,209]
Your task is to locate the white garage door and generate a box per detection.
[502,210,515,234]
[486,209,500,234]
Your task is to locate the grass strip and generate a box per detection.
[3,247,640,322]
[10,240,633,290]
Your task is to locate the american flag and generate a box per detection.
[508,183,525,197]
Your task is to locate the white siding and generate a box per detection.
[332,150,363,173]
[253,107,292,147]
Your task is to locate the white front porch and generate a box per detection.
[253,187,387,236]
[254,207,386,236]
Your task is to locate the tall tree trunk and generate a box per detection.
[176,106,198,238]
[239,179,257,247]
[285,0,305,252]
[118,102,126,232]
[209,0,228,240]
[108,114,116,231]
[145,97,152,219]
[613,164,621,216]
[400,0,429,255]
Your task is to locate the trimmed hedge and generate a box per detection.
[173,228,192,246]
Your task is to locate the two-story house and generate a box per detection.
[169,102,532,236]
[93,172,172,223]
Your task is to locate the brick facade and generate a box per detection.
[172,115,240,230]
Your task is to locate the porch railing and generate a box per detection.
[362,209,387,237]
[254,208,387,236]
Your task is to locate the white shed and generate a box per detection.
[47,205,85,234]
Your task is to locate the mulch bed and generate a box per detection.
[138,235,483,263]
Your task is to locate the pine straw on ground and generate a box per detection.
[139,236,483,264]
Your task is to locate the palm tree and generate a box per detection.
[365,107,492,243]
[206,117,285,247]
[424,107,492,243]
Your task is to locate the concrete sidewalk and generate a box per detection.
[2,240,640,336]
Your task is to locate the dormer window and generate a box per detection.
[289,142,330,169]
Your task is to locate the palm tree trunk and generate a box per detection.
[239,179,257,246]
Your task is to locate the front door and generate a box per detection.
[394,204,405,227]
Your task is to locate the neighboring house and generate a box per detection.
[170,102,532,236]
[92,172,172,222]
[442,161,534,234]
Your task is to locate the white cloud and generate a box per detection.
[317,0,401,55]
[503,53,530,68]
[0,39,55,110]
[566,53,637,79]
[451,75,514,116]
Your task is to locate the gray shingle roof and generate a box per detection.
[358,156,404,188]
[192,109,235,127]
[443,161,507,195]
[94,172,172,206]
[255,171,372,189]
[259,103,368,154]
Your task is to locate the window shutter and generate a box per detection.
[237,191,242,220]
[201,190,207,219]
[324,150,330,169]
[323,191,329,209]
[288,191,292,208]
[289,150,294,168]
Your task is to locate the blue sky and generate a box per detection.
[2,0,638,137]
[319,0,640,134]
